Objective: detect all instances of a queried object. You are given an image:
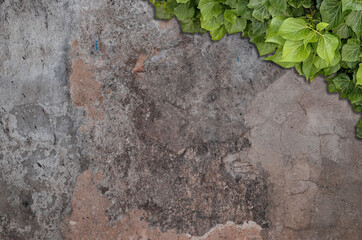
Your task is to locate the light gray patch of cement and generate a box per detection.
[0,1,82,239]
[242,71,362,239]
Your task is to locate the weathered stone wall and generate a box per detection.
[0,1,361,240]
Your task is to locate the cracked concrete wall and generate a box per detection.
[0,0,361,240]
[245,72,361,239]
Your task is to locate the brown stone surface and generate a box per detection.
[64,170,262,240]
[132,54,148,73]
[69,59,104,120]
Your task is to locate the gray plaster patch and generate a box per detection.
[10,104,53,142]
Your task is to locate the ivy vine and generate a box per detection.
[150,0,362,138]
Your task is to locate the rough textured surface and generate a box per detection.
[245,72,361,239]
[63,170,262,240]
[0,0,361,240]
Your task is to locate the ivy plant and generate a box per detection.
[150,0,362,138]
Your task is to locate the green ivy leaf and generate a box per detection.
[267,4,285,17]
[225,0,239,7]
[303,31,319,46]
[264,47,297,68]
[295,62,303,75]
[316,22,329,31]
[357,63,362,86]
[224,17,247,33]
[154,1,175,20]
[181,19,205,33]
[210,25,227,40]
[326,76,340,92]
[301,0,313,8]
[320,0,344,29]
[290,7,307,17]
[247,0,270,22]
[255,42,278,56]
[269,0,287,12]
[266,16,286,45]
[198,0,223,20]
[155,6,174,20]
[174,3,195,20]
[316,33,339,64]
[247,0,268,8]
[348,87,362,104]
[281,40,311,62]
[302,53,319,80]
[248,0,271,21]
[286,0,303,8]
[313,56,330,69]
[253,5,271,21]
[164,0,179,13]
[333,23,353,39]
[354,104,362,112]
[225,0,237,6]
[201,14,224,31]
[342,38,360,62]
[323,63,341,76]
[332,73,354,94]
[345,11,362,37]
[232,0,252,18]
[316,0,323,8]
[224,9,237,24]
[342,0,362,11]
[277,18,312,40]
[331,50,342,66]
[342,60,359,68]
[250,18,268,36]
[319,50,342,67]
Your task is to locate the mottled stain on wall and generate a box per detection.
[132,54,147,73]
[69,59,104,121]
[63,2,274,236]
[197,222,262,240]
[158,19,175,30]
[64,170,262,240]
[63,170,118,240]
